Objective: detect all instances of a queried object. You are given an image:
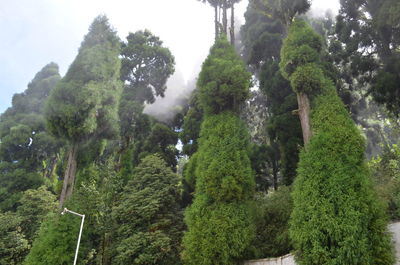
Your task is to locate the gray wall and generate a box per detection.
[245,222,400,265]
[244,254,295,265]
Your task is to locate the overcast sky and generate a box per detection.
[0,0,340,114]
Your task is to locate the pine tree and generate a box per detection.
[45,15,122,207]
[182,37,256,265]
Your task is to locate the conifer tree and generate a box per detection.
[24,162,118,265]
[17,186,58,243]
[335,0,400,116]
[0,212,29,265]
[240,0,308,185]
[119,30,174,147]
[118,30,175,177]
[0,63,61,211]
[282,19,394,265]
[182,38,255,265]
[23,189,93,265]
[45,15,122,207]
[112,155,183,265]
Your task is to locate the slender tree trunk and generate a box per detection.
[230,3,235,45]
[48,156,58,179]
[43,155,57,179]
[214,5,219,41]
[297,93,312,145]
[59,143,78,208]
[101,233,111,265]
[222,1,228,35]
[273,166,278,191]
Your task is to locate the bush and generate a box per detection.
[248,187,293,259]
[369,144,400,220]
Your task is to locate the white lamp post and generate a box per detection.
[61,208,85,265]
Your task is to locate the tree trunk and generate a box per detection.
[297,93,312,145]
[214,5,219,41]
[272,160,278,191]
[230,3,235,45]
[101,232,112,265]
[43,155,58,179]
[59,143,78,208]
[222,1,228,35]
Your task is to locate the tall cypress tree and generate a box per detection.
[45,15,122,207]
[282,19,394,265]
[182,38,255,265]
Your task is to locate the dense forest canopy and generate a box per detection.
[1,0,399,264]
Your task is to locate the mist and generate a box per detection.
[144,69,197,124]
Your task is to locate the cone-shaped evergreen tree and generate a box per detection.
[282,19,394,265]
[182,38,255,265]
[45,15,122,207]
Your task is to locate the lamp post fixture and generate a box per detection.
[61,208,85,265]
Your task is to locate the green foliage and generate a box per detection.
[0,164,43,212]
[77,159,124,264]
[46,15,122,143]
[0,63,61,211]
[0,186,58,264]
[370,56,400,116]
[248,143,273,191]
[197,38,251,115]
[180,90,203,156]
[24,212,83,265]
[369,144,400,220]
[260,62,302,185]
[195,113,254,201]
[291,85,395,265]
[17,186,58,243]
[118,96,146,144]
[126,121,179,172]
[118,30,176,179]
[256,0,310,26]
[112,155,183,265]
[1,62,60,117]
[183,112,256,265]
[248,187,293,259]
[0,212,30,265]
[335,0,400,116]
[25,160,121,265]
[284,20,395,264]
[241,0,303,186]
[280,19,323,84]
[120,30,175,105]
[289,63,324,94]
[183,196,255,265]
[141,123,179,170]
[119,29,174,150]
[240,0,285,68]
